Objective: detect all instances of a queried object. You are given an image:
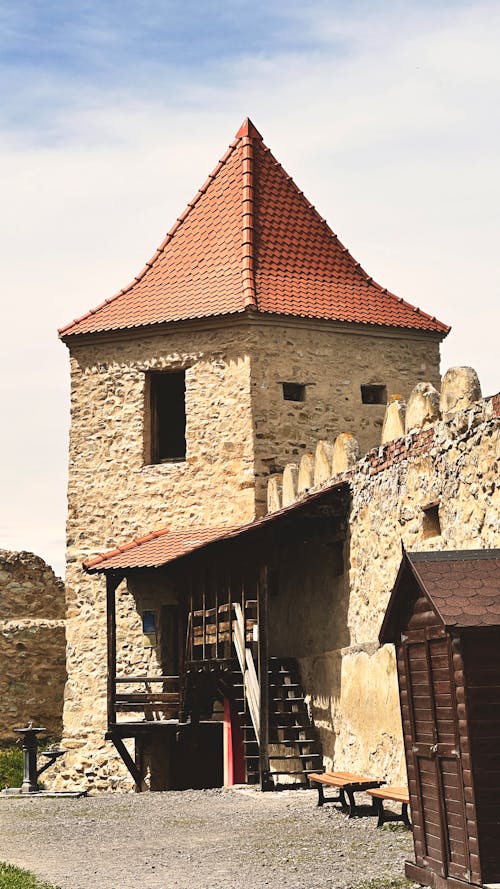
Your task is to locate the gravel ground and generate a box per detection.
[0,787,416,889]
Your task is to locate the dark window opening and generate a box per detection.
[361,384,387,405]
[147,371,186,463]
[422,503,441,539]
[282,382,305,402]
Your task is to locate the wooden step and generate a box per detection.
[272,696,305,703]
[269,753,322,760]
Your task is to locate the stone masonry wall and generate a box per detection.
[268,377,500,785]
[59,323,256,790]
[0,550,66,741]
[59,317,441,791]
[249,321,441,515]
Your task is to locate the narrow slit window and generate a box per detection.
[361,384,387,405]
[422,503,441,539]
[282,382,305,402]
[147,371,186,463]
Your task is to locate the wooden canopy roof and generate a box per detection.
[84,480,350,574]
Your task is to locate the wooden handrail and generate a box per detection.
[115,675,179,684]
[233,603,260,740]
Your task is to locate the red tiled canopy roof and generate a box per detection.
[84,480,349,573]
[59,118,449,339]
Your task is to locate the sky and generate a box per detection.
[1,0,499,578]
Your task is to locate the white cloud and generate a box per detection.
[0,0,499,573]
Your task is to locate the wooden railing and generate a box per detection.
[233,603,260,741]
[113,675,180,722]
[186,600,257,662]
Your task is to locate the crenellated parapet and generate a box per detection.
[267,366,493,513]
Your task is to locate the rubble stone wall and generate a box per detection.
[272,388,500,784]
[0,551,66,740]
[60,323,256,790]
[59,318,442,791]
[249,322,441,514]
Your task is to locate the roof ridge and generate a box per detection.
[59,135,244,337]
[84,526,171,569]
[241,131,257,309]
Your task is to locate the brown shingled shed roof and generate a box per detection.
[380,550,500,643]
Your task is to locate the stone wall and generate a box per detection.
[249,321,441,515]
[60,323,256,790]
[59,317,441,791]
[267,371,500,784]
[0,550,66,740]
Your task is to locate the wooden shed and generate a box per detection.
[380,549,500,889]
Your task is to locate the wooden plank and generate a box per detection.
[110,735,149,792]
[258,565,270,791]
[115,693,180,703]
[106,573,118,728]
[115,675,179,683]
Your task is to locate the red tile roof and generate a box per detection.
[84,526,236,572]
[84,480,349,573]
[59,118,449,338]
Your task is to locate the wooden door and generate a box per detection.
[404,631,469,881]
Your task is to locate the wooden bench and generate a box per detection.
[366,785,411,828]
[309,771,383,817]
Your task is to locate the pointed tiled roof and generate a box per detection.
[59,119,449,338]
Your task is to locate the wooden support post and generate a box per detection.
[111,735,149,792]
[202,581,206,661]
[215,575,219,660]
[106,572,121,729]
[189,580,194,663]
[257,565,270,791]
[227,570,232,656]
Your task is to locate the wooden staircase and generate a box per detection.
[186,600,323,788]
[237,656,323,786]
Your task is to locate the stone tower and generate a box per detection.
[57,118,449,789]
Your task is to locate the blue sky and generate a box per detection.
[0,0,499,575]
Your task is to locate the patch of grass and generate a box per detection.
[0,740,60,791]
[0,862,59,889]
[0,747,23,790]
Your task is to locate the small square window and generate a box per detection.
[422,503,441,539]
[145,371,186,464]
[361,384,387,405]
[282,382,305,402]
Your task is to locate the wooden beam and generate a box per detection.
[257,565,271,791]
[106,572,122,729]
[110,734,149,792]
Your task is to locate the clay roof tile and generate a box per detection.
[59,119,450,339]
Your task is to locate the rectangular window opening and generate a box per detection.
[422,503,441,539]
[361,384,387,405]
[146,371,186,464]
[282,382,305,402]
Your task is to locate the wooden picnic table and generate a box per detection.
[309,771,383,817]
